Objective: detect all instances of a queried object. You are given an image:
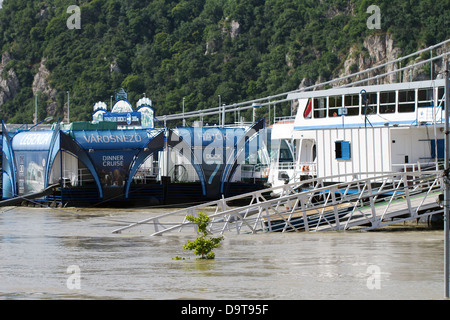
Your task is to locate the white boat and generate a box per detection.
[268,79,447,188]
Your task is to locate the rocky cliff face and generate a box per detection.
[0,52,20,106]
[337,33,446,86]
[32,58,58,116]
[338,33,402,85]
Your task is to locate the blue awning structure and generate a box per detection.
[1,122,166,202]
[171,119,267,199]
[220,118,266,194]
[0,119,268,206]
[125,129,165,198]
[0,88,269,206]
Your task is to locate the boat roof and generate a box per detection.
[286,79,446,100]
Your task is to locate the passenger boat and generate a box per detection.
[268,79,447,189]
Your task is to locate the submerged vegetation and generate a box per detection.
[177,212,223,260]
[0,0,449,124]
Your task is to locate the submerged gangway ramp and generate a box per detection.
[112,171,444,236]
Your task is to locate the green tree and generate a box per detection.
[181,212,224,260]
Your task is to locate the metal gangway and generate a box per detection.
[112,170,444,236]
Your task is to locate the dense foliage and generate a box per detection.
[0,0,449,124]
[181,212,223,259]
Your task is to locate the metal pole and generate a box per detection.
[182,98,186,127]
[445,61,450,298]
[67,91,70,123]
[273,105,276,123]
[165,128,169,177]
[431,50,433,80]
[222,104,225,127]
[218,95,221,126]
[35,93,38,124]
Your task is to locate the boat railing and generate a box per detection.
[275,161,317,176]
[57,168,96,187]
[274,116,296,123]
[392,161,442,173]
[295,162,317,176]
[133,166,160,183]
[241,163,270,180]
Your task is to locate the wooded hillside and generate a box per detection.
[0,0,449,124]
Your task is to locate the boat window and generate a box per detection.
[328,96,342,117]
[313,97,327,119]
[380,92,395,114]
[335,141,351,160]
[344,94,359,116]
[438,88,446,109]
[418,88,434,107]
[362,93,377,114]
[271,139,294,163]
[398,90,415,113]
[279,139,294,163]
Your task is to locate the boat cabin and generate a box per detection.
[269,79,447,186]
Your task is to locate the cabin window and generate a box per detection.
[335,141,351,160]
[418,89,434,107]
[362,93,377,114]
[398,90,415,113]
[438,88,446,109]
[279,140,294,163]
[328,96,342,117]
[380,92,395,114]
[313,98,327,118]
[344,94,359,116]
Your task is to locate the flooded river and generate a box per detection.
[0,206,446,300]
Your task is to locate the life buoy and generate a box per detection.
[263,168,270,178]
[302,165,310,172]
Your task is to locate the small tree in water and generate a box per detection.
[182,212,223,259]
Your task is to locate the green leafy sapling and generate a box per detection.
[181,212,224,259]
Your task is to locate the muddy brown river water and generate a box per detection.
[0,206,446,300]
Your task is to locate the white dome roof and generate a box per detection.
[93,101,107,111]
[137,97,152,108]
[111,100,133,113]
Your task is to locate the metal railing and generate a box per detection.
[112,170,443,235]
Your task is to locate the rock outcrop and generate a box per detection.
[336,33,447,86]
[32,58,58,116]
[338,33,402,85]
[0,51,20,106]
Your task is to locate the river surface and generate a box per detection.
[0,206,447,300]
